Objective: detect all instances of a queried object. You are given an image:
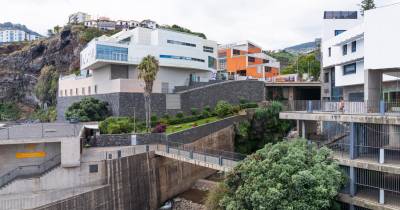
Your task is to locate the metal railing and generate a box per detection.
[0,154,61,189]
[280,100,400,115]
[0,123,81,140]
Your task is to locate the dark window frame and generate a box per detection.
[335,30,346,36]
[248,56,255,63]
[351,41,357,53]
[343,63,356,75]
[342,44,348,55]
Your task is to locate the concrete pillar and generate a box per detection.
[379,189,385,204]
[350,166,357,197]
[389,125,400,147]
[364,69,382,112]
[302,121,306,139]
[61,137,81,167]
[349,123,357,160]
[349,204,355,210]
[379,148,385,164]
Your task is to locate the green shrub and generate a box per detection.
[65,97,109,122]
[201,110,210,119]
[0,103,20,121]
[190,108,199,115]
[240,102,259,109]
[31,106,57,122]
[151,114,158,122]
[214,100,233,118]
[99,117,135,134]
[163,114,170,119]
[203,106,211,112]
[168,117,182,125]
[176,112,184,119]
[239,98,249,104]
[232,105,241,114]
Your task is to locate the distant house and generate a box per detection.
[68,12,91,24]
[140,19,158,29]
[84,17,116,31]
[0,29,41,43]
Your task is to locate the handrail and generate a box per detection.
[0,154,61,188]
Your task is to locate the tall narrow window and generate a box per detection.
[328,47,331,57]
[94,85,98,94]
[342,45,347,56]
[351,41,357,53]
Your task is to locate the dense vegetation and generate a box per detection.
[35,65,59,107]
[30,106,57,122]
[280,51,321,80]
[234,101,292,154]
[267,50,296,70]
[65,97,109,122]
[206,139,346,210]
[361,0,376,16]
[161,24,207,39]
[0,103,20,121]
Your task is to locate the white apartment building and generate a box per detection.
[0,29,41,43]
[68,12,91,24]
[140,20,157,29]
[59,27,217,97]
[321,5,400,102]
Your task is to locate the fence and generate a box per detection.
[280,100,400,115]
[0,154,61,189]
[0,123,81,140]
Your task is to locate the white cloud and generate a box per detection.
[1,0,398,49]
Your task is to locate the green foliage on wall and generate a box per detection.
[34,65,59,106]
[0,103,20,121]
[65,97,109,122]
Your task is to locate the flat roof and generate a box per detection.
[265,82,321,87]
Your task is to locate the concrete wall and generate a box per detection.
[0,143,60,177]
[34,124,235,210]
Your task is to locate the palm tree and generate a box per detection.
[137,55,159,131]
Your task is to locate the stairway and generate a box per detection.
[0,154,61,190]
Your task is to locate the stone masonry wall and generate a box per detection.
[56,80,264,121]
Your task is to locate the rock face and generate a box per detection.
[0,25,85,106]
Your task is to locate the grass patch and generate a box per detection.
[166,116,220,134]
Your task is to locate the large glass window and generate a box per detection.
[160,54,205,63]
[96,44,128,61]
[218,58,226,70]
[208,56,216,69]
[167,40,196,47]
[343,63,356,75]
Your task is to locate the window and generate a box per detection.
[324,11,358,19]
[88,86,91,95]
[342,45,347,55]
[328,47,331,57]
[324,72,329,83]
[76,88,78,95]
[94,85,98,94]
[263,59,269,64]
[70,89,73,96]
[96,44,128,61]
[89,164,98,173]
[208,56,216,69]
[64,90,67,96]
[232,49,241,55]
[264,66,272,73]
[351,41,357,53]
[218,58,226,70]
[203,46,214,53]
[82,87,85,95]
[343,63,356,75]
[248,56,255,63]
[159,54,205,63]
[167,40,196,47]
[335,30,346,36]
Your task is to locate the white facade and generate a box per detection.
[59,27,217,96]
[322,5,400,89]
[140,20,157,29]
[0,29,41,43]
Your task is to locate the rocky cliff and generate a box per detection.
[0,25,85,107]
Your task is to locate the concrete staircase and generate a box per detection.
[0,154,61,190]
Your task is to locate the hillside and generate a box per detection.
[284,41,317,54]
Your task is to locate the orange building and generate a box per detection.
[217,41,280,80]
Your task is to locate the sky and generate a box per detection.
[1,0,398,50]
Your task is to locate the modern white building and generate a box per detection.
[321,5,400,102]
[59,27,217,96]
[0,29,41,43]
[68,12,91,24]
[140,20,158,29]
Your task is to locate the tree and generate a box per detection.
[35,65,59,107]
[65,97,109,122]
[235,101,292,154]
[360,0,376,16]
[137,55,159,131]
[208,139,346,210]
[53,25,61,34]
[281,51,321,80]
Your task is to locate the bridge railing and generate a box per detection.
[155,141,247,169]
